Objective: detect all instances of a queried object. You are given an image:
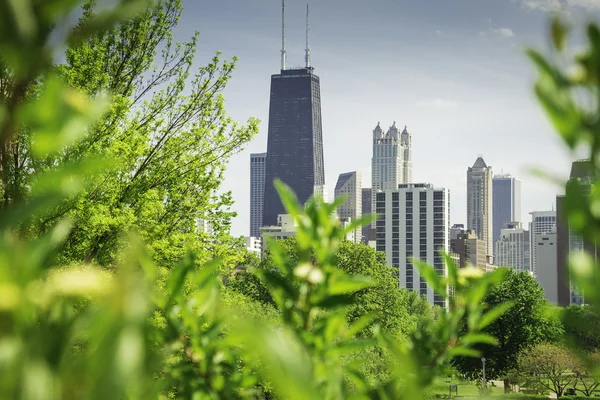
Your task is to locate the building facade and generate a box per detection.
[244,236,262,258]
[450,224,465,241]
[495,222,531,273]
[262,67,325,227]
[492,174,521,244]
[451,229,487,269]
[334,171,362,243]
[371,122,412,220]
[534,232,558,304]
[250,152,267,237]
[467,157,494,261]
[375,183,450,307]
[529,210,557,277]
[361,188,372,242]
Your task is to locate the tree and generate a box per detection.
[2,0,259,269]
[452,268,564,391]
[517,343,578,398]
[562,305,600,352]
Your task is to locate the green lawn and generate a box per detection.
[429,378,546,398]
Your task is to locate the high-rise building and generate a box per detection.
[493,174,521,244]
[375,183,450,308]
[361,188,372,242]
[262,2,325,227]
[334,172,362,243]
[495,221,531,273]
[529,210,556,277]
[451,229,487,269]
[467,157,493,261]
[450,224,465,241]
[534,231,558,305]
[250,152,267,237]
[371,122,412,220]
[557,160,597,306]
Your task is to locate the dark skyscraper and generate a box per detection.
[262,3,325,227]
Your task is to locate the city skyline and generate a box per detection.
[182,0,600,237]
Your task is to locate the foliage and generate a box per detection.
[562,305,600,352]
[452,268,563,387]
[516,343,578,398]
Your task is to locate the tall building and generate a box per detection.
[375,183,450,308]
[451,229,487,269]
[371,122,412,219]
[534,231,558,305]
[450,224,465,241]
[334,172,362,243]
[250,152,267,237]
[495,221,531,273]
[262,3,325,227]
[529,210,557,277]
[361,188,372,242]
[467,157,493,261]
[492,174,521,244]
[557,160,597,306]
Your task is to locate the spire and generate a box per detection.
[305,4,311,68]
[281,0,286,71]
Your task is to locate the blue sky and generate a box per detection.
[176,0,600,237]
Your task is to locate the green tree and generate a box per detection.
[563,305,600,352]
[453,268,564,391]
[517,343,578,398]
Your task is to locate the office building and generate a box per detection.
[450,224,465,241]
[334,171,362,243]
[375,183,450,308]
[557,160,597,306]
[493,174,521,244]
[371,122,412,219]
[467,157,493,261]
[262,4,325,227]
[244,236,262,258]
[529,210,557,277]
[534,231,558,304]
[362,188,372,242]
[495,222,531,273]
[250,152,267,237]
[451,229,487,269]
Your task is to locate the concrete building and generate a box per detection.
[334,171,362,243]
[361,188,372,242]
[451,229,487,269]
[450,224,465,241]
[557,160,597,306]
[534,231,558,304]
[495,222,531,273]
[375,183,450,308]
[371,122,412,221]
[250,152,267,237]
[529,211,557,277]
[467,157,494,261]
[244,236,262,258]
[493,174,521,244]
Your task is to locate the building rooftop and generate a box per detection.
[472,157,488,169]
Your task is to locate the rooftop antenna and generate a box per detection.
[305,4,311,68]
[281,0,286,71]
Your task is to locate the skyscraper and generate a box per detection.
[371,122,412,219]
[492,174,521,244]
[334,172,362,243]
[529,210,556,277]
[495,222,531,273]
[262,2,325,227]
[249,152,267,237]
[376,183,450,308]
[467,157,493,261]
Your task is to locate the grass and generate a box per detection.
[429,377,547,398]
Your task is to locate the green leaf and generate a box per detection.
[329,275,374,296]
[274,179,303,219]
[460,333,498,346]
[478,301,515,330]
[551,17,568,52]
[413,259,446,295]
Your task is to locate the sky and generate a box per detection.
[175,0,600,238]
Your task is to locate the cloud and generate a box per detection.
[416,99,459,109]
[493,28,515,37]
[520,0,600,11]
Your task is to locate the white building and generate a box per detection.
[244,236,262,258]
[334,171,362,243]
[495,221,531,273]
[313,184,329,203]
[467,157,493,261]
[534,231,558,304]
[250,152,267,237]
[529,210,557,277]
[371,122,412,221]
[375,183,450,308]
[196,218,213,236]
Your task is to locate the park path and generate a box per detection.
[489,380,556,399]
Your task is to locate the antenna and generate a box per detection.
[305,4,311,68]
[281,0,286,71]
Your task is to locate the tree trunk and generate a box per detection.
[504,378,510,393]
